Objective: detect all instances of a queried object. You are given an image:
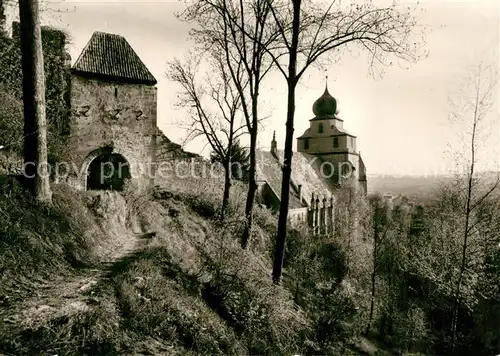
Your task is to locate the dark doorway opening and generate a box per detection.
[87,152,131,191]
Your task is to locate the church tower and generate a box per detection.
[297,82,367,193]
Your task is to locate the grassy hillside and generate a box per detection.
[9,166,491,355]
[0,180,104,297]
[0,171,376,355]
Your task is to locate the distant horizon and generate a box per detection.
[367,171,500,178]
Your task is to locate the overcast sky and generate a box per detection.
[6,0,499,176]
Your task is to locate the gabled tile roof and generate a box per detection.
[255,150,303,209]
[256,150,337,209]
[72,31,157,85]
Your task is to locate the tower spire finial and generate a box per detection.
[324,69,328,91]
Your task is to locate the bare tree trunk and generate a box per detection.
[241,48,263,249]
[450,193,472,351]
[450,76,480,352]
[272,80,296,283]
[272,0,300,284]
[19,0,52,203]
[221,160,231,219]
[451,117,476,352]
[366,229,378,335]
[345,189,353,267]
[241,123,257,249]
[221,120,235,220]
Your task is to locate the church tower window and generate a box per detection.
[304,139,309,150]
[318,123,324,134]
[333,137,338,148]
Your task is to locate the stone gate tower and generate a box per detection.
[65,31,157,192]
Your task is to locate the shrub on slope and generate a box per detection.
[1,172,367,355]
[1,184,311,355]
[0,181,104,296]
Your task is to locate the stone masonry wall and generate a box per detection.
[64,75,157,192]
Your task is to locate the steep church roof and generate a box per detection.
[256,150,337,208]
[256,151,303,208]
[72,31,157,85]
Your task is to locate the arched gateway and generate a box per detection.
[86,151,131,191]
[67,31,157,193]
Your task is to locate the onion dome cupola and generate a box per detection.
[312,84,337,118]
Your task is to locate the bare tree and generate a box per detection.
[167,53,247,219]
[18,0,51,203]
[262,0,424,283]
[179,0,423,259]
[179,0,278,248]
[365,194,392,334]
[447,63,499,351]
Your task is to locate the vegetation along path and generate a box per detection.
[0,191,155,352]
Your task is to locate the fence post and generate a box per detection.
[314,196,320,235]
[308,193,314,233]
[328,196,335,235]
[319,196,325,235]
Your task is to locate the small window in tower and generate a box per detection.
[318,123,324,134]
[304,139,309,150]
[114,87,118,97]
[333,137,338,148]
